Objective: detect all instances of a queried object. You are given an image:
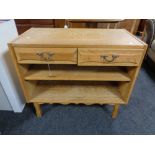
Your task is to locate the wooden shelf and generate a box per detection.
[9,28,147,118]
[25,65,131,81]
[30,81,125,104]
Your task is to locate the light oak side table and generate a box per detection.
[8,28,147,118]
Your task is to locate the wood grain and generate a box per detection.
[33,103,42,117]
[24,65,131,81]
[8,44,30,102]
[8,28,147,118]
[14,47,77,64]
[11,28,144,48]
[78,48,143,66]
[30,81,125,104]
[112,104,120,118]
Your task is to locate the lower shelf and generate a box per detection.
[29,81,125,104]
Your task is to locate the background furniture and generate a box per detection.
[15,19,141,35]
[0,20,25,112]
[9,28,147,118]
[56,19,141,34]
[119,19,141,34]
[15,19,55,34]
[137,19,147,36]
[64,19,122,28]
[143,19,155,70]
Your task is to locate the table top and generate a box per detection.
[11,28,146,48]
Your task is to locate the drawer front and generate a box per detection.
[78,48,143,66]
[14,47,77,64]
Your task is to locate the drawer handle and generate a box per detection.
[36,52,54,61]
[100,55,119,62]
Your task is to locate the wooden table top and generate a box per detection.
[11,28,146,48]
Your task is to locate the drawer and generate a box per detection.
[78,48,143,66]
[14,47,77,64]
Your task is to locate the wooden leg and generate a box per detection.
[33,103,42,117]
[112,104,120,119]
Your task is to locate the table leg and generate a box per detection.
[112,104,120,118]
[33,103,42,117]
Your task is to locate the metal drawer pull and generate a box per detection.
[36,52,54,61]
[100,55,119,62]
[36,52,44,60]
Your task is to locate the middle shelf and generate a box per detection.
[24,65,131,81]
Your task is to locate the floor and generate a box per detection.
[0,62,155,135]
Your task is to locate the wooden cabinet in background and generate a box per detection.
[119,19,141,34]
[15,19,55,34]
[55,19,141,34]
[15,19,141,35]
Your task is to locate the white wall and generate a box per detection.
[0,82,12,111]
[0,20,25,112]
